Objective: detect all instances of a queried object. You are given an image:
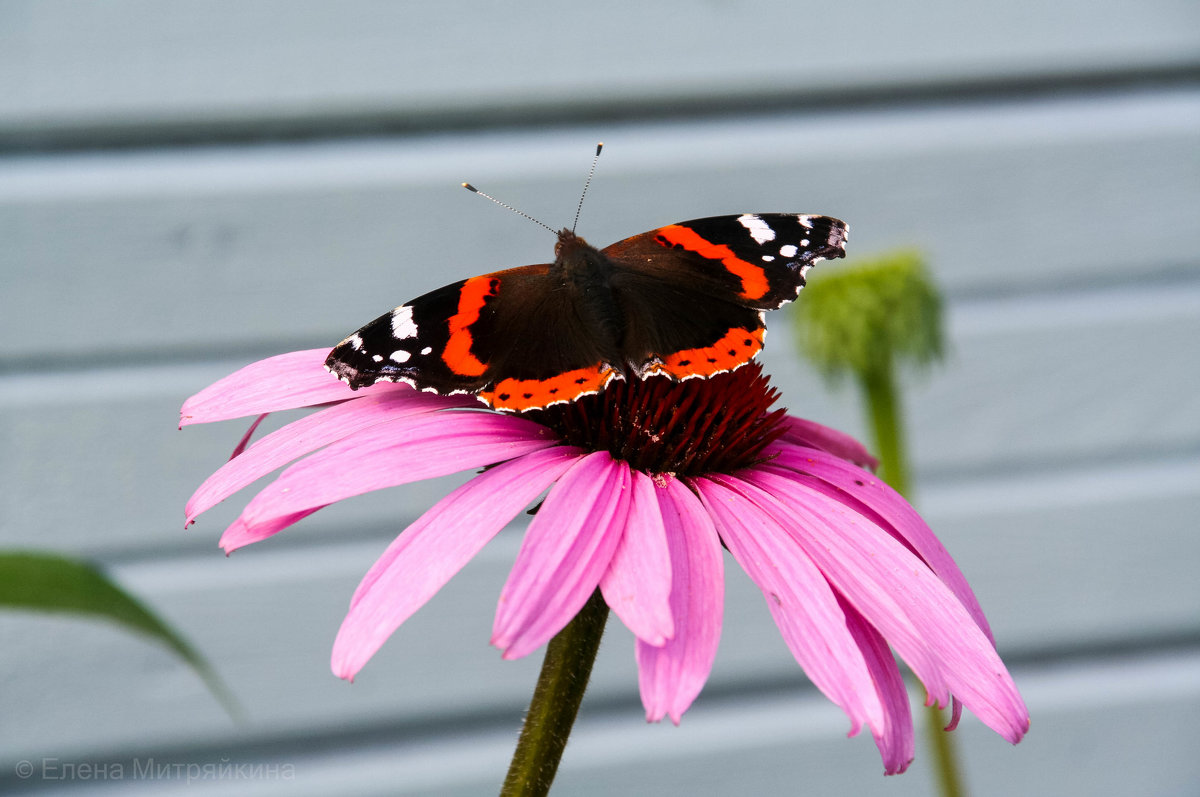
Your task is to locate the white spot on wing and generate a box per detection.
[349,334,364,351]
[372,354,383,363]
[797,215,814,229]
[779,244,798,258]
[391,305,418,339]
[738,214,775,244]
[761,255,775,262]
[420,346,433,356]
[390,350,411,363]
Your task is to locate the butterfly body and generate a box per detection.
[326,213,847,412]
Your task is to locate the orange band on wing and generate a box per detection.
[657,225,770,301]
[480,364,618,412]
[646,327,765,380]
[442,276,498,377]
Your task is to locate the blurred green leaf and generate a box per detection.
[0,551,241,720]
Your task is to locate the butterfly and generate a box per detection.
[326,212,846,412]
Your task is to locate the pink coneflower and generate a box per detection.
[182,347,1028,774]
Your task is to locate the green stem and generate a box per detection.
[860,360,909,498]
[500,589,610,797]
[924,704,965,797]
[858,359,964,797]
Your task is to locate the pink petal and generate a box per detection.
[229,414,269,459]
[738,469,1029,743]
[779,415,878,470]
[186,390,475,525]
[332,446,584,680]
[236,412,557,536]
[694,476,886,739]
[219,507,324,553]
[841,596,914,774]
[180,348,415,427]
[767,443,995,643]
[946,698,964,731]
[636,477,723,725]
[492,452,632,659]
[600,470,674,646]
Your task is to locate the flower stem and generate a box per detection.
[860,361,909,497]
[924,704,965,797]
[500,589,610,797]
[859,363,964,797]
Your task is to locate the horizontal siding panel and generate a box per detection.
[1,467,1196,763]
[499,651,1200,797]
[3,283,1196,551]
[910,284,1200,476]
[2,641,1197,795]
[1,0,1197,140]
[2,90,1197,362]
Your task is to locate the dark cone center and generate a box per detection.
[526,362,787,477]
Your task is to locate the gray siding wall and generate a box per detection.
[2,1,1198,794]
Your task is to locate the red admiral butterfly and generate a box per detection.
[326,212,847,412]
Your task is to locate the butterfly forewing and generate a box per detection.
[325,278,478,394]
[602,213,846,311]
[325,263,617,404]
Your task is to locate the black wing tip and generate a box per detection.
[324,349,371,390]
[818,216,848,260]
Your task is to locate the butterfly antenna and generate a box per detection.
[572,142,603,233]
[461,183,557,235]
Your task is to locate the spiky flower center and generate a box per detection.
[527,362,787,477]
